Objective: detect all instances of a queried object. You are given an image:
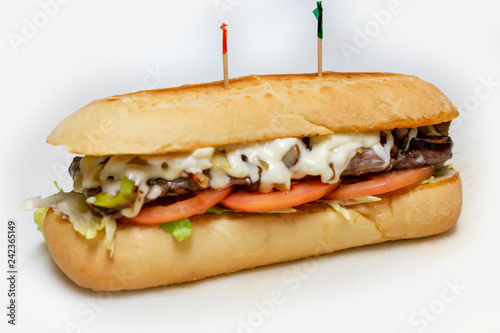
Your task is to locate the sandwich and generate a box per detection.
[23,72,462,291]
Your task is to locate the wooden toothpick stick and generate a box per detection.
[221,23,229,89]
[318,37,322,78]
[313,1,323,78]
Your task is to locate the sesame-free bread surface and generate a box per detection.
[47,72,458,155]
[43,172,462,291]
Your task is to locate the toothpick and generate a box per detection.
[313,2,323,78]
[318,37,323,78]
[221,23,229,89]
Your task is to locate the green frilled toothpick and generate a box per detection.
[313,1,323,78]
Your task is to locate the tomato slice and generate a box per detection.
[323,166,434,200]
[120,187,234,224]
[220,179,341,213]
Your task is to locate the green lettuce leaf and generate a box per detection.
[206,206,235,214]
[434,164,453,177]
[103,216,117,257]
[319,201,350,220]
[160,219,193,241]
[92,176,137,208]
[334,196,382,206]
[22,192,117,256]
[257,208,297,213]
[318,196,382,221]
[419,175,436,185]
[53,181,64,193]
[420,164,454,185]
[56,193,108,239]
[319,195,381,208]
[33,207,49,237]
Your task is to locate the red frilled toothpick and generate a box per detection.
[221,23,229,89]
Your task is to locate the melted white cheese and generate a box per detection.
[292,131,391,184]
[224,138,300,192]
[80,131,395,215]
[405,128,418,151]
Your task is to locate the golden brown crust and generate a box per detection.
[47,72,458,155]
[43,173,462,291]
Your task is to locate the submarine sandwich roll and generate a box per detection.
[24,72,462,291]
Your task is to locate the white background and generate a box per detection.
[1,0,500,332]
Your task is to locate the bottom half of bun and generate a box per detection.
[43,172,462,291]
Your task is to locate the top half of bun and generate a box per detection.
[47,72,458,156]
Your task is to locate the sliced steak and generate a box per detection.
[69,131,453,211]
[342,136,452,176]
